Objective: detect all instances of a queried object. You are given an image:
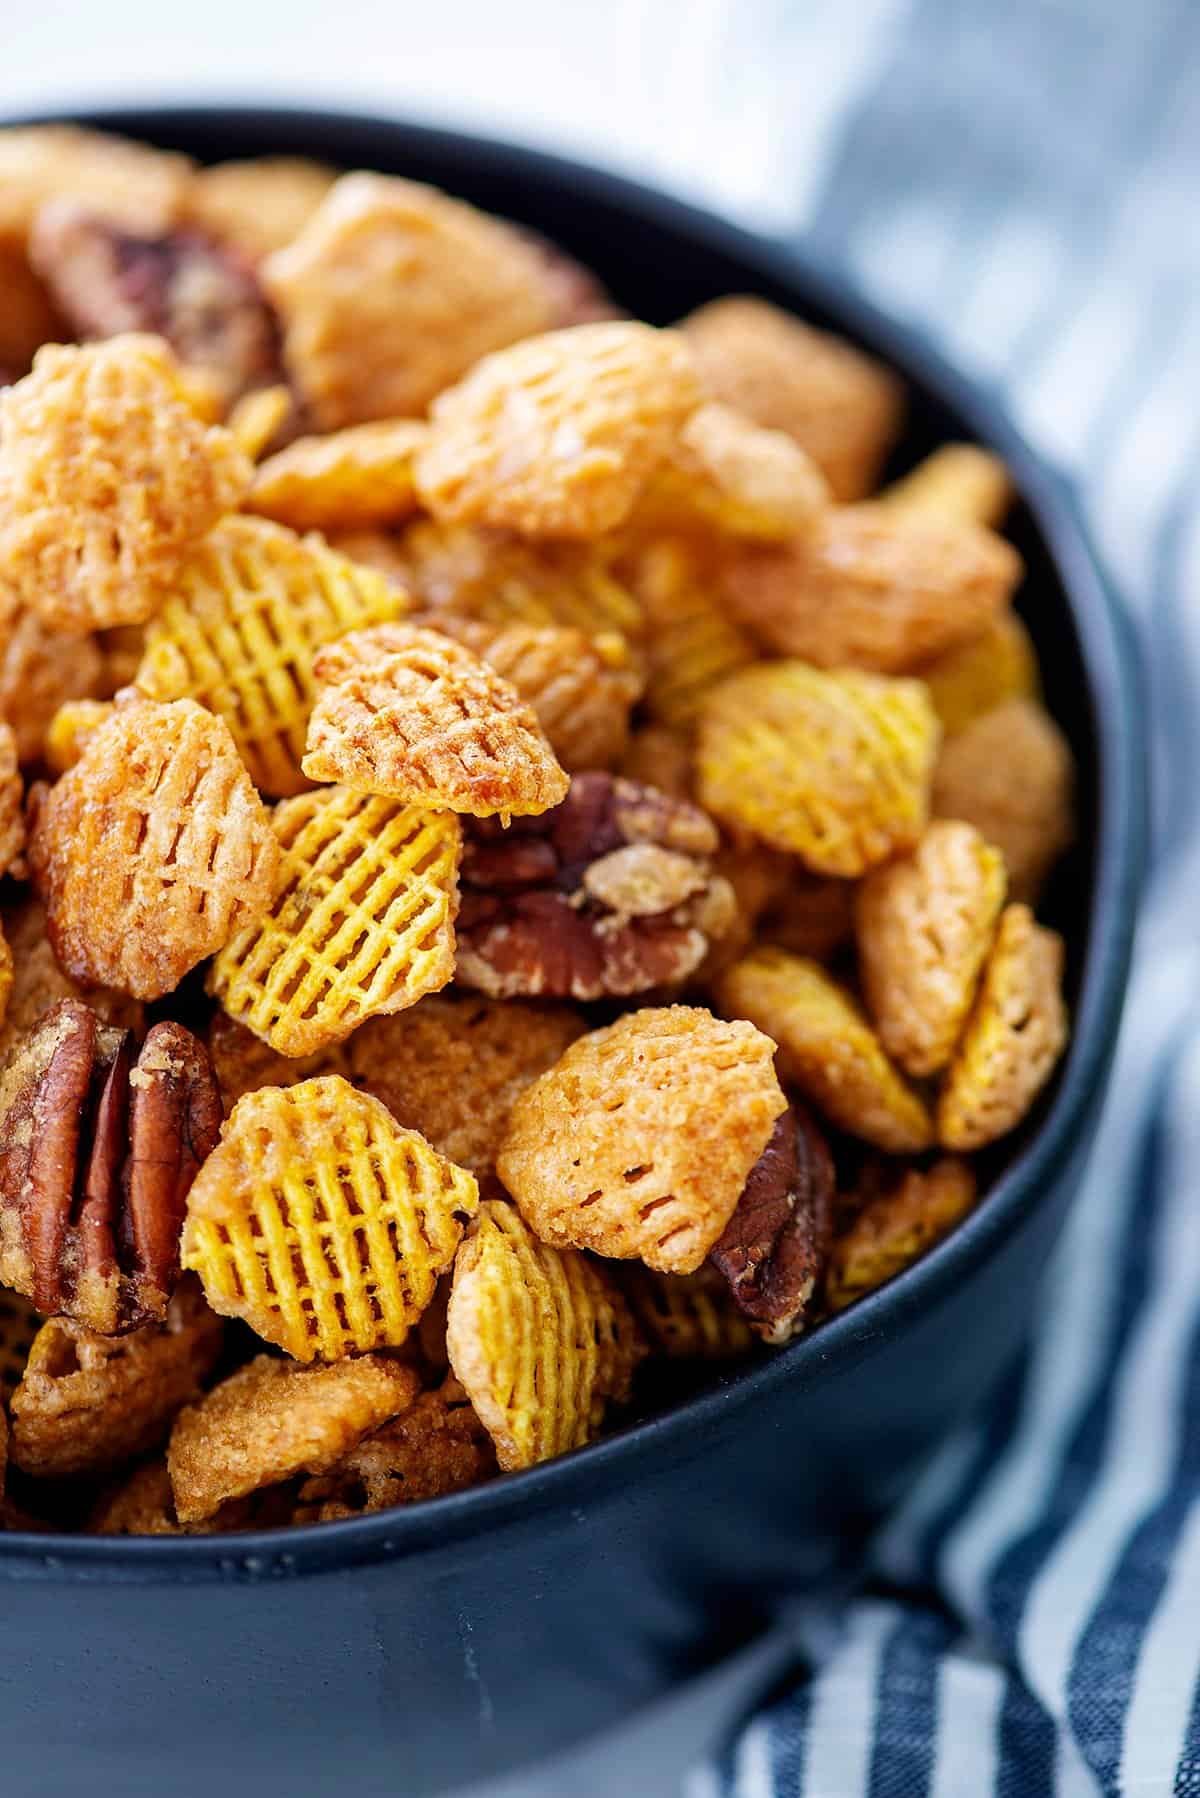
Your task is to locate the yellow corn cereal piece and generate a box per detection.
[933,697,1074,902]
[446,1198,645,1470]
[497,1005,787,1275]
[227,384,294,461]
[181,1077,479,1362]
[415,322,701,538]
[134,514,405,795]
[917,611,1039,737]
[825,1158,978,1312]
[717,947,934,1153]
[857,821,1006,1077]
[209,786,461,1056]
[937,903,1068,1151]
[43,698,115,775]
[628,536,758,730]
[246,419,429,531]
[877,444,1014,529]
[697,661,939,875]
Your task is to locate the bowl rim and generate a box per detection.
[0,103,1145,1581]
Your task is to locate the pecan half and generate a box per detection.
[30,201,284,407]
[0,1000,222,1333]
[709,1105,835,1345]
[455,771,736,1000]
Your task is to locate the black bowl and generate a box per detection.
[0,106,1143,1798]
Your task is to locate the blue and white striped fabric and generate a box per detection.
[680,2,1200,1793]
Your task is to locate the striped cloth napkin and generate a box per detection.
[680,1,1200,1793]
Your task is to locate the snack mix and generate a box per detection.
[0,125,1076,1536]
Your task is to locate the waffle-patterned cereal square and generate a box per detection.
[294,1375,496,1519]
[636,401,830,541]
[210,786,462,1056]
[933,697,1074,902]
[430,617,643,772]
[247,421,430,532]
[168,1350,421,1524]
[723,504,1021,672]
[622,1264,754,1361]
[134,514,406,795]
[937,903,1068,1150]
[857,821,1006,1077]
[696,661,940,875]
[681,295,903,501]
[446,1199,645,1470]
[624,536,757,731]
[185,156,337,261]
[262,172,553,427]
[825,1158,978,1313]
[0,602,106,764]
[717,947,934,1153]
[0,336,251,631]
[182,1078,477,1361]
[302,622,569,818]
[8,1281,223,1479]
[414,322,701,538]
[497,1005,787,1275]
[29,697,279,1001]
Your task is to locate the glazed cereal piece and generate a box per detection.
[933,698,1074,902]
[394,517,645,644]
[227,384,294,461]
[8,1282,224,1479]
[0,337,251,631]
[0,125,190,241]
[0,604,106,764]
[294,1376,496,1520]
[182,1079,477,1361]
[681,295,903,500]
[414,322,701,538]
[857,821,1007,1078]
[916,611,1039,737]
[302,623,569,819]
[716,947,934,1154]
[497,1005,787,1274]
[455,773,735,1003]
[622,1264,754,1361]
[937,904,1068,1151]
[246,420,429,531]
[878,444,1014,529]
[134,514,405,795]
[206,1011,353,1112]
[0,723,23,878]
[43,698,114,775]
[185,156,337,261]
[723,504,1021,673]
[0,897,142,1066]
[696,662,940,876]
[210,787,461,1056]
[343,993,586,1178]
[446,1199,645,1471]
[430,617,643,772]
[262,172,553,427]
[168,1351,421,1524]
[635,402,830,541]
[825,1158,978,1312]
[0,1289,40,1401]
[760,870,857,963]
[626,536,758,731]
[90,1456,296,1536]
[29,697,279,1001]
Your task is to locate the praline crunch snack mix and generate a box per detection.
[0,124,1076,1535]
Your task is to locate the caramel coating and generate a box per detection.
[415,322,701,537]
[0,722,24,878]
[917,611,1039,737]
[497,1005,787,1274]
[181,1078,478,1362]
[681,295,903,500]
[0,336,250,631]
[8,1281,223,1479]
[302,623,569,819]
[446,1198,645,1470]
[937,904,1069,1151]
[825,1158,978,1312]
[622,1264,754,1361]
[246,420,429,531]
[626,536,758,731]
[0,125,190,240]
[134,514,405,796]
[857,821,1007,1077]
[932,698,1074,902]
[431,617,643,772]
[91,1456,296,1535]
[0,896,142,1067]
[29,697,279,1001]
[168,1351,421,1524]
[717,947,934,1154]
[696,661,940,875]
[723,503,1021,672]
[186,156,337,261]
[877,444,1014,529]
[636,401,830,541]
[294,1375,496,1519]
[209,787,461,1057]
[0,603,106,763]
[263,172,553,427]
